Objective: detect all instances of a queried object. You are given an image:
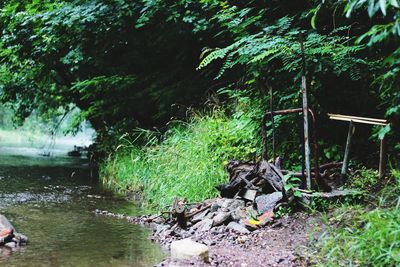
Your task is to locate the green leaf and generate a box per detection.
[293,190,302,198]
[284,184,294,191]
[283,173,292,182]
[390,0,400,7]
[378,124,391,140]
[368,0,380,17]
[310,4,321,30]
[379,0,387,15]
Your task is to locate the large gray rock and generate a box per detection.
[0,214,27,247]
[0,215,15,231]
[170,238,209,261]
[255,192,283,214]
[227,222,250,234]
[212,212,231,226]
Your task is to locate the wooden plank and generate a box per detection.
[328,116,388,126]
[328,113,388,123]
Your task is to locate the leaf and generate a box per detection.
[379,0,387,15]
[378,124,391,140]
[368,0,380,17]
[390,0,400,7]
[311,13,317,30]
[386,105,400,116]
[284,184,294,191]
[283,173,292,182]
[311,4,321,30]
[294,190,302,198]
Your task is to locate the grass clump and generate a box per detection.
[100,111,258,210]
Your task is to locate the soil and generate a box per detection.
[155,213,325,267]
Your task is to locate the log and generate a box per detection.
[300,189,361,198]
[172,198,187,228]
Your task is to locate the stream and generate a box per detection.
[0,147,164,267]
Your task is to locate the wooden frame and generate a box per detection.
[328,113,389,181]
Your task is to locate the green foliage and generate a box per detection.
[349,167,380,191]
[317,204,400,266]
[101,110,258,209]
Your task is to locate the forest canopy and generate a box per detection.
[0,0,399,151]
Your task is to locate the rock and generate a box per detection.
[153,217,166,224]
[155,224,170,235]
[213,212,231,226]
[206,212,216,219]
[5,242,16,248]
[219,199,245,212]
[210,202,220,212]
[227,222,250,234]
[13,233,28,244]
[255,192,283,214]
[231,207,247,221]
[170,238,209,262]
[237,235,249,244]
[197,218,213,232]
[0,215,15,231]
[192,209,209,224]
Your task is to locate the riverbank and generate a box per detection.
[96,207,324,267]
[96,178,400,267]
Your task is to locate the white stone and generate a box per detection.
[170,238,209,261]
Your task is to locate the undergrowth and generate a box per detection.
[100,110,259,210]
[314,169,400,267]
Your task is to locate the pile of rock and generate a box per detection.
[0,215,28,249]
[96,159,289,263]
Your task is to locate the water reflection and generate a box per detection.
[0,150,164,267]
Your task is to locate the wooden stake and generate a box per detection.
[300,33,312,190]
[379,136,387,179]
[269,85,276,161]
[341,121,354,182]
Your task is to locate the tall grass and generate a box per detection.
[100,111,258,209]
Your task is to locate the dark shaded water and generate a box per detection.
[0,148,164,267]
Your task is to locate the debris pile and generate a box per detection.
[0,215,28,250]
[97,159,291,247]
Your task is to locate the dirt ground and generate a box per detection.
[156,213,326,267]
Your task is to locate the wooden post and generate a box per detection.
[379,136,387,179]
[300,34,312,190]
[341,121,354,182]
[269,86,276,161]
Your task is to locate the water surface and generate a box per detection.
[0,148,164,267]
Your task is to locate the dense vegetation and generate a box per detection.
[1,1,400,266]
